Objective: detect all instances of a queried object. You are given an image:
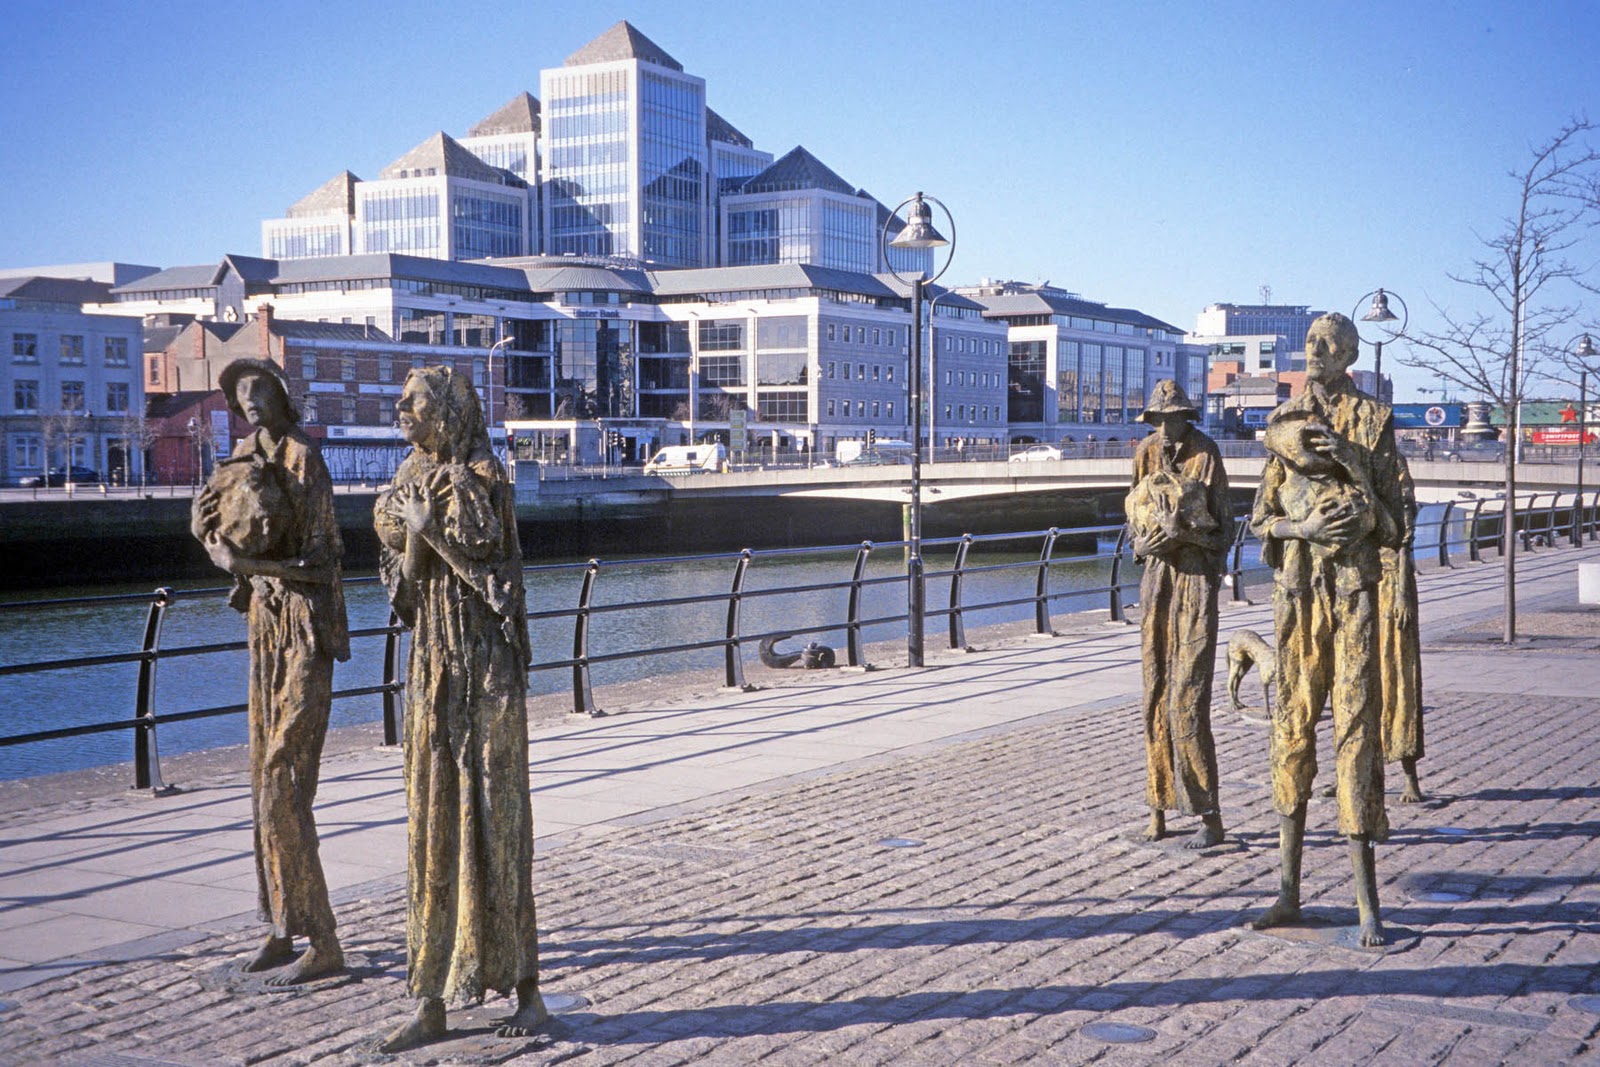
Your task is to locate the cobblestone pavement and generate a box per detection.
[2,548,1600,1065]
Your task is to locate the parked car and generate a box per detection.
[1437,439,1506,463]
[19,466,101,488]
[1008,444,1063,463]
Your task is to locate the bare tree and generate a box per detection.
[119,407,161,489]
[1395,119,1600,642]
[39,405,89,489]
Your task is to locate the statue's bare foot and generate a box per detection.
[379,998,446,1053]
[1400,764,1425,804]
[1358,916,1388,947]
[1251,897,1301,930]
[495,981,550,1038]
[265,941,343,986]
[1184,815,1224,850]
[1141,810,1166,841]
[243,935,295,973]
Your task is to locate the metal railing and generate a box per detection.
[2,491,1596,793]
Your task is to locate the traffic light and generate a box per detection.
[866,428,876,446]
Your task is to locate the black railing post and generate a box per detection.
[381,609,404,746]
[1437,500,1456,568]
[1469,499,1488,562]
[846,542,873,667]
[1590,489,1600,542]
[1545,492,1561,546]
[1223,515,1248,604]
[571,561,603,716]
[1521,494,1540,551]
[724,549,754,691]
[1034,528,1060,636]
[948,534,974,651]
[132,587,178,795]
[1108,526,1130,623]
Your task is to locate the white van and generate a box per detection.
[643,443,727,475]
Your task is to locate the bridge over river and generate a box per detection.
[0,455,1590,586]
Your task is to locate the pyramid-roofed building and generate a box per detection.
[564,20,683,70]
[286,171,361,219]
[378,131,524,187]
[468,91,540,137]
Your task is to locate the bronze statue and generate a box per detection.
[1380,455,1425,801]
[190,358,349,985]
[1126,380,1232,848]
[1249,313,1406,947]
[373,366,546,1051]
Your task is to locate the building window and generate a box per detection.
[14,379,39,414]
[378,395,395,424]
[103,337,130,366]
[827,323,836,342]
[873,365,881,381]
[826,399,836,416]
[945,370,951,385]
[340,355,356,382]
[886,365,894,382]
[11,435,42,470]
[148,356,161,384]
[855,327,865,343]
[872,400,880,417]
[378,354,393,383]
[61,380,85,411]
[106,382,130,413]
[302,354,317,379]
[473,360,486,388]
[341,397,356,423]
[943,404,951,419]
[59,336,85,365]
[856,364,865,380]
[12,334,38,362]
[303,396,318,424]
[827,361,835,379]
[886,401,895,418]
[873,328,881,345]
[887,329,895,346]
[856,401,865,417]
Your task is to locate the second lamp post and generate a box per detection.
[883,192,956,667]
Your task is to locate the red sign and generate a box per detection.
[1532,428,1597,445]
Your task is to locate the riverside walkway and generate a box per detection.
[1,545,1599,1064]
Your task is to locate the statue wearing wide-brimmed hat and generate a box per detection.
[1126,379,1232,848]
[191,356,350,984]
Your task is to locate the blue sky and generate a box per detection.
[2,0,1597,400]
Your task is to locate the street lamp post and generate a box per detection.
[883,192,955,668]
[486,334,514,431]
[1572,333,1596,545]
[1353,288,1407,403]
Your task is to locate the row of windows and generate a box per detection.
[824,398,898,419]
[12,380,130,414]
[942,403,1001,422]
[942,334,1001,356]
[825,323,898,346]
[943,370,1000,389]
[12,334,130,366]
[826,361,896,383]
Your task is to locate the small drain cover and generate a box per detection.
[1082,1021,1156,1044]
[544,992,589,1013]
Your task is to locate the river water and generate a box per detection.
[6,499,1474,782]
[1,532,1189,781]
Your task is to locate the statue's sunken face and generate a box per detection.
[397,374,441,449]
[1147,410,1190,445]
[235,372,287,428]
[1305,316,1359,384]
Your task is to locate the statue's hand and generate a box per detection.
[396,483,432,534]
[1297,497,1363,545]
[1135,525,1172,558]
[205,535,237,574]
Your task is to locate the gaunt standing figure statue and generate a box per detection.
[374,366,547,1051]
[190,358,349,984]
[1250,313,1406,947]
[1126,379,1233,848]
